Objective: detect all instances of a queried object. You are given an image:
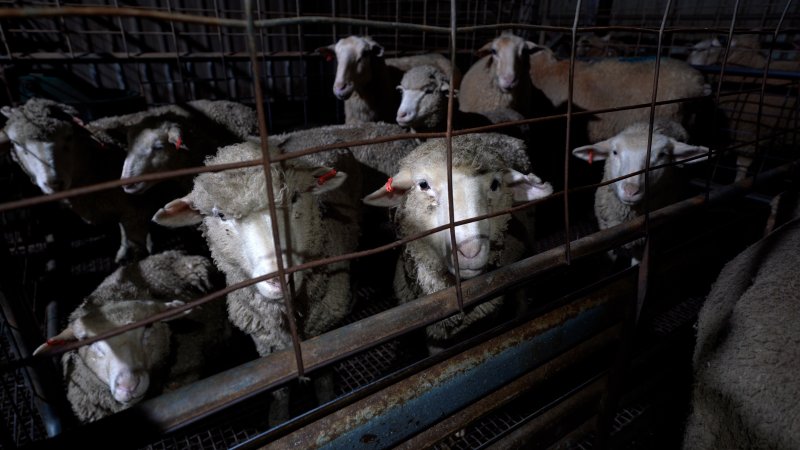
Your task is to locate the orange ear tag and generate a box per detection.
[588,149,594,165]
[316,169,338,185]
[385,177,394,192]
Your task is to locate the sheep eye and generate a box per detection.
[424,87,435,94]
[490,179,501,191]
[418,180,430,191]
[291,191,300,204]
[490,48,498,55]
[153,142,166,150]
[212,207,226,221]
[612,150,618,156]
[396,86,403,92]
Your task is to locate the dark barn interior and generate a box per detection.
[1,1,799,449]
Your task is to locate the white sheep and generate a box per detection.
[152,139,362,423]
[396,64,529,140]
[571,120,709,264]
[458,32,539,117]
[363,133,553,351]
[317,36,460,124]
[529,47,708,143]
[683,215,800,449]
[385,52,463,89]
[33,250,227,423]
[688,35,799,181]
[1,98,161,263]
[88,99,258,194]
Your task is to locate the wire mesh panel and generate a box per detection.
[0,1,799,449]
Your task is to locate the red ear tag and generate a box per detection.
[588,149,594,165]
[325,54,334,62]
[316,168,338,185]
[46,338,66,346]
[175,136,183,150]
[71,116,86,127]
[385,177,394,192]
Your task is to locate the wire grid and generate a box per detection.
[0,2,796,448]
[0,320,46,449]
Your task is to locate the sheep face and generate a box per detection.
[122,121,188,194]
[318,36,384,100]
[2,103,81,194]
[364,145,552,279]
[396,66,450,129]
[35,300,179,405]
[152,145,348,300]
[477,33,538,93]
[572,128,708,206]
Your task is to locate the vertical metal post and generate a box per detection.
[446,0,464,313]
[244,0,305,378]
[563,0,582,266]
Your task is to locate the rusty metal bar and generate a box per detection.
[484,375,608,450]
[562,0,581,266]
[244,0,305,378]
[393,324,623,450]
[445,0,465,313]
[260,278,629,450]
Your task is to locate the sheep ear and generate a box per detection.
[33,326,77,356]
[167,125,186,151]
[572,140,613,163]
[152,198,204,227]
[309,167,348,194]
[476,41,494,58]
[159,300,193,321]
[523,40,543,54]
[712,37,722,47]
[504,170,554,203]
[671,141,710,164]
[361,36,384,57]
[1,105,13,118]
[440,81,451,93]
[363,170,413,208]
[317,45,336,62]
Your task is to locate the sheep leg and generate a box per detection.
[312,368,336,405]
[268,387,291,427]
[734,154,753,182]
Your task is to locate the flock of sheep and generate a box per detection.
[0,30,781,429]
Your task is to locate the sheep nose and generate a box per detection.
[458,240,483,259]
[622,182,640,197]
[333,82,353,98]
[499,75,518,90]
[396,110,413,123]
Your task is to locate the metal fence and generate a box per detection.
[1,0,799,448]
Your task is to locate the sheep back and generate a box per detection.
[683,217,800,450]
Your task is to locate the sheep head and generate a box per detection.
[317,35,385,100]
[476,32,540,93]
[152,142,349,300]
[34,300,184,405]
[364,137,552,279]
[572,123,709,206]
[2,99,83,194]
[396,65,451,130]
[122,116,189,194]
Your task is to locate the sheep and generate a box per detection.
[688,35,799,181]
[317,36,460,124]
[363,133,553,351]
[385,52,463,89]
[682,215,800,450]
[32,250,227,423]
[151,139,362,424]
[1,98,161,263]
[571,120,709,264]
[458,32,539,117]
[396,64,529,141]
[528,46,708,143]
[88,99,258,194]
